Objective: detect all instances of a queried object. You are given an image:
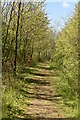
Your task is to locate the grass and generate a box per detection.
[2,62,78,119]
[2,72,29,119]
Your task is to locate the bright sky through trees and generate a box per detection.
[46,2,77,31]
[2,0,78,118]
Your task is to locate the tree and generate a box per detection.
[53,4,78,98]
[14,1,21,74]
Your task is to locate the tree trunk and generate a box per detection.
[37,49,41,62]
[14,1,21,74]
[19,2,24,48]
[3,1,15,51]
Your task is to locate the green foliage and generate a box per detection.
[2,0,55,71]
[53,5,78,100]
[2,1,78,119]
[2,72,28,118]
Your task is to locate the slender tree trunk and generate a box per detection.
[30,46,33,60]
[3,1,15,51]
[23,36,28,64]
[2,0,6,13]
[30,40,34,61]
[37,49,41,62]
[19,2,24,48]
[23,40,26,63]
[14,1,21,74]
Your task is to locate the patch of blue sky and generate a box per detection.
[46,1,78,31]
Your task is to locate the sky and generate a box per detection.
[1,0,78,31]
[46,1,78,31]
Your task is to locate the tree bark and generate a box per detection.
[14,1,21,74]
[19,2,24,48]
[3,1,15,51]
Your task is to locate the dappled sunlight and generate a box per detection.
[16,63,77,118]
[2,0,78,119]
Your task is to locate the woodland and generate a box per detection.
[1,0,79,119]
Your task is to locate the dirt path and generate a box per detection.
[21,62,64,119]
[18,62,76,119]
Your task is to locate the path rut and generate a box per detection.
[24,63,64,119]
